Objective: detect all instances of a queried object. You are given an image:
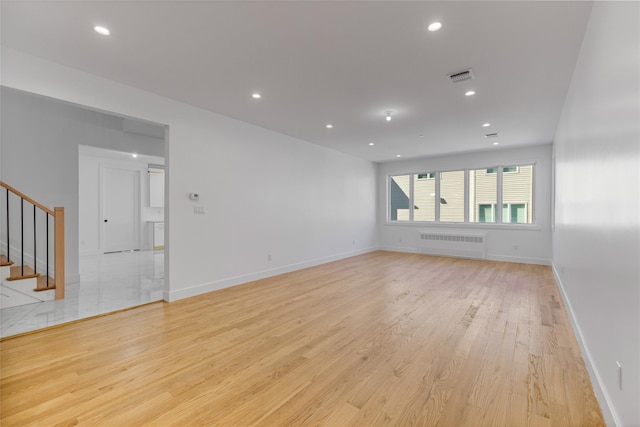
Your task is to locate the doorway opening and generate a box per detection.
[0,89,168,337]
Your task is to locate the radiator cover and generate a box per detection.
[418,232,486,259]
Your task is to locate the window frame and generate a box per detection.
[387,163,536,227]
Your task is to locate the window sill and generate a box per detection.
[383,221,543,231]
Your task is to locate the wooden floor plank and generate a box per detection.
[0,251,604,426]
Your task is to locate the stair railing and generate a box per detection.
[0,181,65,299]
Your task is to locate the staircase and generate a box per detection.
[0,181,65,309]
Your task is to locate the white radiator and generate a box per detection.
[418,232,486,259]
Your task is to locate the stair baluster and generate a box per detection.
[46,211,50,287]
[21,198,24,277]
[5,188,9,263]
[33,204,37,277]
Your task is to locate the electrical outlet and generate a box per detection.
[513,245,519,251]
[267,254,272,262]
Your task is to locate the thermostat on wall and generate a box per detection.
[189,193,200,201]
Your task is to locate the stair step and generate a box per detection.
[6,265,41,281]
[0,255,14,267]
[35,275,56,292]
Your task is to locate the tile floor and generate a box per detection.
[0,250,164,338]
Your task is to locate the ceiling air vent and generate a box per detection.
[448,69,475,83]
[484,132,499,138]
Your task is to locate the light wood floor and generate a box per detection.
[1,251,604,426]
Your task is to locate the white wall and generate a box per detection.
[378,144,552,265]
[0,87,164,282]
[0,48,378,301]
[553,3,640,426]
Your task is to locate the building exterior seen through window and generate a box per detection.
[389,164,534,224]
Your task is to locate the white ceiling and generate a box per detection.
[1,1,593,163]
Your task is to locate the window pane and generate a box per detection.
[417,172,435,179]
[414,173,435,221]
[469,168,497,223]
[502,165,533,224]
[389,175,411,221]
[439,170,465,222]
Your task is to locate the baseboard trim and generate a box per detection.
[377,246,421,254]
[378,246,550,265]
[485,254,551,265]
[164,247,378,302]
[551,263,620,427]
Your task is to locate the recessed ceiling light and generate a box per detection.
[482,123,491,127]
[252,93,261,99]
[385,111,392,122]
[465,90,476,96]
[396,154,402,158]
[326,124,333,129]
[132,153,138,158]
[428,22,442,32]
[369,143,375,146]
[493,142,500,146]
[94,26,110,36]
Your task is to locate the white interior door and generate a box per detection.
[102,167,140,253]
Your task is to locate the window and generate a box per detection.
[387,164,535,225]
[469,168,497,223]
[389,175,411,221]
[478,204,496,222]
[502,165,533,224]
[503,203,528,223]
[417,172,435,180]
[486,166,518,174]
[439,170,465,222]
[414,173,435,221]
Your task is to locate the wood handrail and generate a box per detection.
[0,181,54,215]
